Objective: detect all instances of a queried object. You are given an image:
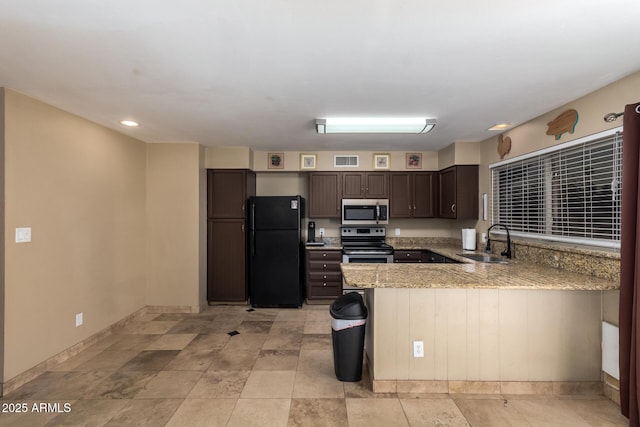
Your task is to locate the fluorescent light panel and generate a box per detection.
[316,118,436,134]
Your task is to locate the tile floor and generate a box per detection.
[0,304,629,426]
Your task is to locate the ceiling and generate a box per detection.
[1,1,639,152]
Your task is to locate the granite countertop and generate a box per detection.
[305,244,343,250]
[340,243,619,291]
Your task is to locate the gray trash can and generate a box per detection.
[330,292,368,382]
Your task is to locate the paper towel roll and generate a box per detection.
[462,228,476,250]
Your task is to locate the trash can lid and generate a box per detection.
[330,292,368,320]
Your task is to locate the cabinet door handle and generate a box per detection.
[406,253,411,257]
[451,203,456,213]
[323,275,327,279]
[413,205,416,210]
[323,283,327,287]
[322,253,327,257]
[323,264,327,268]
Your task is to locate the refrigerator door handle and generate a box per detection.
[251,201,256,256]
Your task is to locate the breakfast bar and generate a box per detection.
[340,245,619,394]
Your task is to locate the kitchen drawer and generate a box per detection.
[308,260,341,272]
[308,271,342,282]
[308,278,342,288]
[307,250,342,261]
[394,250,423,262]
[308,283,341,298]
[424,251,446,263]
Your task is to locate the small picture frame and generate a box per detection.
[300,153,317,170]
[267,152,284,169]
[373,153,390,169]
[405,153,422,169]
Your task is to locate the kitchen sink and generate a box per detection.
[459,254,509,264]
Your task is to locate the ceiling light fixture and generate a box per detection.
[488,123,511,131]
[316,118,436,134]
[120,120,140,127]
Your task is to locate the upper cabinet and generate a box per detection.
[207,169,256,218]
[308,172,342,218]
[308,167,478,220]
[390,172,437,218]
[342,172,389,199]
[437,165,478,219]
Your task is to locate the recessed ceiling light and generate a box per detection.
[120,120,140,127]
[488,123,511,131]
[316,118,436,134]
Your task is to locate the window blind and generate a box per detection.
[491,127,622,248]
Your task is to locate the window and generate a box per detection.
[491,127,622,248]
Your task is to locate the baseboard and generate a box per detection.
[372,379,605,396]
[1,304,199,397]
[146,305,201,314]
[603,372,621,405]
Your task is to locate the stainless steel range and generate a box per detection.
[341,225,394,294]
[341,225,394,264]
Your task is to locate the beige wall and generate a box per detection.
[198,145,207,308]
[0,88,5,383]
[3,89,148,381]
[206,146,252,169]
[476,71,640,234]
[253,150,439,172]
[146,143,203,309]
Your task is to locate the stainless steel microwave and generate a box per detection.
[341,199,389,225]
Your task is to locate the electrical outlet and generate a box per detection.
[413,340,424,358]
[75,312,83,327]
[395,228,401,236]
[319,227,325,236]
[481,232,487,243]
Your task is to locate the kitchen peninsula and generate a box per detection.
[341,244,619,394]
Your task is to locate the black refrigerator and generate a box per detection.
[248,196,305,307]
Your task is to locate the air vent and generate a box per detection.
[334,155,359,168]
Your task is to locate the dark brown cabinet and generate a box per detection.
[342,172,389,199]
[208,169,255,218]
[308,172,342,218]
[438,165,478,220]
[306,249,342,301]
[393,249,459,263]
[208,219,247,301]
[393,250,424,263]
[389,172,437,218]
[207,169,256,302]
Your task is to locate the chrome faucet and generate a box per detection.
[486,223,512,259]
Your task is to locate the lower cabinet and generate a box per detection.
[393,249,460,264]
[306,249,342,301]
[208,219,248,302]
[393,250,424,263]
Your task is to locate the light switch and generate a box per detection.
[15,227,32,243]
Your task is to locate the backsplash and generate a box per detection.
[386,237,460,247]
[488,238,620,282]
